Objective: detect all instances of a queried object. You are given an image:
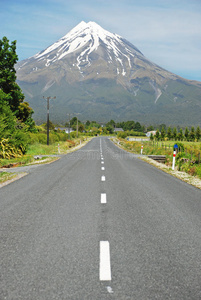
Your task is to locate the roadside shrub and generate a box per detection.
[37,133,47,144]
[28,132,40,144]
[175,142,184,152]
[49,133,59,144]
[70,132,76,139]
[188,166,197,176]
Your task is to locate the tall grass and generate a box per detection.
[119,138,201,179]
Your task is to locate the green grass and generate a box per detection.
[0,172,17,183]
[118,137,201,179]
[0,137,88,168]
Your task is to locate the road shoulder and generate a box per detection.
[111,137,201,190]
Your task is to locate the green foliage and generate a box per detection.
[176,142,185,152]
[0,36,34,123]
[0,89,30,158]
[117,130,145,138]
[78,124,85,132]
[155,129,160,141]
[150,133,154,141]
[184,127,189,141]
[167,127,172,140]
[161,127,166,140]
[177,128,184,141]
[172,127,177,140]
[106,119,115,128]
[189,126,195,141]
[147,125,154,131]
[116,120,143,132]
[196,126,201,141]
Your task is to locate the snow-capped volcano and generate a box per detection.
[17,20,174,85]
[32,21,144,74]
[16,21,201,125]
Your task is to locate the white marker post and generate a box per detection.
[58,144,60,154]
[172,150,176,170]
[141,145,143,155]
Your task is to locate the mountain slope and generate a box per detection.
[16,21,201,125]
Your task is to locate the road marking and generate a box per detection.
[101,167,105,170]
[101,161,104,164]
[106,286,114,294]
[99,241,112,281]
[101,176,106,181]
[101,193,107,204]
[101,157,104,160]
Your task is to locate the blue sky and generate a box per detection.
[1,0,201,81]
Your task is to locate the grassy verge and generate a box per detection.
[0,172,18,183]
[112,137,201,181]
[0,137,91,168]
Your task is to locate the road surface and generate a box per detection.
[1,137,201,299]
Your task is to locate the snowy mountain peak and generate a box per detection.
[16,21,200,126]
[29,21,143,73]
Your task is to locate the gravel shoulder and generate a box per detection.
[111,137,201,190]
[140,156,201,190]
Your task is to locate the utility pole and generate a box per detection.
[74,113,81,138]
[66,113,72,139]
[43,96,56,145]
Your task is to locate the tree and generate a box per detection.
[159,124,167,132]
[155,129,160,141]
[0,90,15,138]
[78,124,85,132]
[106,125,114,134]
[85,120,91,127]
[43,120,55,130]
[0,36,33,122]
[106,120,115,128]
[167,127,172,140]
[189,126,195,141]
[123,121,135,131]
[147,125,154,131]
[161,126,166,140]
[150,133,154,141]
[172,127,177,140]
[184,127,189,141]
[196,126,201,141]
[0,90,30,157]
[177,128,184,141]
[134,121,142,132]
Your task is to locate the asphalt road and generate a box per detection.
[1,137,201,300]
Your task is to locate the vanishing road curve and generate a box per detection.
[1,137,201,299]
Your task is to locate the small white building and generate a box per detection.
[55,127,74,134]
[146,131,157,137]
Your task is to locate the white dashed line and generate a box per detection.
[101,167,105,170]
[101,157,104,160]
[101,161,104,164]
[101,193,107,204]
[99,241,112,281]
[101,176,106,181]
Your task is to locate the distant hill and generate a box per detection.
[16,21,201,126]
